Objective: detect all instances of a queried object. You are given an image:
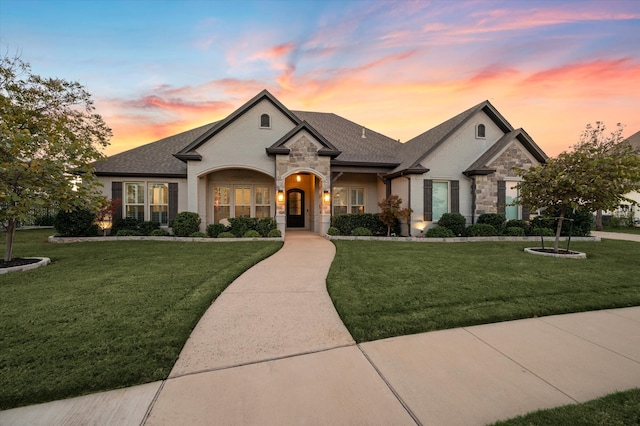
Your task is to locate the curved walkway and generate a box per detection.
[2,231,640,425]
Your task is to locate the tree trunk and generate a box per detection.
[595,209,603,231]
[4,218,17,262]
[554,206,565,253]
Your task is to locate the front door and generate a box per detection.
[286,189,304,228]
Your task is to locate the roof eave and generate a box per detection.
[95,171,188,178]
[173,152,202,162]
[463,168,496,177]
[385,167,430,179]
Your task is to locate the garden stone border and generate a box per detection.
[327,235,600,243]
[524,247,587,259]
[48,236,283,243]
[0,257,51,274]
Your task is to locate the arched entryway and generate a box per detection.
[286,188,305,228]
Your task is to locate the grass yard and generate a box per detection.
[599,226,640,235]
[0,229,282,410]
[490,388,640,425]
[327,239,640,343]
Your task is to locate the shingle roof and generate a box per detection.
[94,122,217,177]
[627,130,640,151]
[464,128,547,176]
[392,101,514,175]
[266,120,341,157]
[292,111,402,165]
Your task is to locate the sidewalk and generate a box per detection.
[2,231,640,425]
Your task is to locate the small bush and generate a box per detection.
[477,213,506,233]
[505,226,525,236]
[242,230,261,238]
[327,227,341,236]
[150,229,169,237]
[171,212,201,237]
[189,231,207,238]
[530,227,555,236]
[255,217,277,237]
[267,229,282,238]
[505,219,530,235]
[138,221,160,236]
[217,231,236,238]
[331,213,391,236]
[206,223,228,238]
[34,213,56,226]
[54,208,99,237]
[437,213,466,236]
[111,217,140,235]
[228,217,257,237]
[466,223,499,236]
[115,229,142,236]
[352,227,373,236]
[425,226,455,238]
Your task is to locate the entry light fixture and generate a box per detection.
[277,190,284,203]
[296,175,301,182]
[323,191,330,203]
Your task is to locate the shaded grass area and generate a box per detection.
[0,229,282,409]
[599,226,640,235]
[491,388,640,425]
[327,240,640,343]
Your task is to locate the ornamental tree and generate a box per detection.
[515,122,640,252]
[378,194,412,236]
[0,53,111,261]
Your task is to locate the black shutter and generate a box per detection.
[168,183,178,223]
[424,179,433,221]
[451,180,459,214]
[112,182,123,221]
[497,181,506,215]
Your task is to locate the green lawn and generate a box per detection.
[599,226,640,235]
[491,388,640,425]
[0,229,282,410]
[327,239,640,343]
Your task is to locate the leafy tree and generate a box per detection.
[0,53,111,261]
[378,194,412,236]
[516,122,640,252]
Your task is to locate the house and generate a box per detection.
[94,90,548,236]
[607,130,640,222]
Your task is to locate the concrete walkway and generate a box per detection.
[592,230,640,242]
[2,231,640,425]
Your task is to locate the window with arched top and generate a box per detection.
[260,114,271,128]
[476,123,486,139]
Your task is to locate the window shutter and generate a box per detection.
[168,183,178,223]
[451,180,459,213]
[424,179,433,221]
[112,182,123,221]
[497,181,506,215]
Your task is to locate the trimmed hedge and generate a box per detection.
[242,230,261,238]
[352,227,373,236]
[54,208,99,237]
[477,213,506,233]
[228,217,277,237]
[206,223,228,238]
[327,227,341,236]
[425,226,455,238]
[466,223,499,236]
[331,213,393,236]
[505,226,526,236]
[437,213,466,236]
[171,212,201,237]
[267,229,282,238]
[217,231,236,238]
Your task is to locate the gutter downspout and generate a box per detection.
[406,176,412,236]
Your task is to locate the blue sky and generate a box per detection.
[2,0,639,156]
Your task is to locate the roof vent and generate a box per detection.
[362,128,366,139]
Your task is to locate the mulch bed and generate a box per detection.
[528,248,580,255]
[0,258,41,269]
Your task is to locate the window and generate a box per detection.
[333,187,348,215]
[260,114,270,128]
[234,186,251,217]
[255,186,271,218]
[214,186,231,222]
[505,181,520,220]
[476,123,486,139]
[350,188,365,214]
[125,183,145,221]
[432,182,449,221]
[149,183,168,225]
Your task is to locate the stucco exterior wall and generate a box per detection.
[332,172,382,214]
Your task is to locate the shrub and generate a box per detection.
[531,207,593,237]
[171,212,201,237]
[267,229,282,238]
[437,213,466,236]
[54,208,99,237]
[111,217,140,235]
[115,229,142,236]
[217,231,236,238]
[466,223,499,236]
[242,230,261,238]
[477,213,506,233]
[425,226,455,238]
[327,226,341,236]
[530,227,555,236]
[505,219,530,235]
[228,217,257,237]
[34,212,56,226]
[505,226,525,236]
[331,213,390,236]
[189,231,207,238]
[206,223,228,238]
[352,227,373,236]
[255,217,277,237]
[150,229,169,237]
[138,221,161,236]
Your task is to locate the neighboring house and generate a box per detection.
[609,130,640,222]
[94,90,547,236]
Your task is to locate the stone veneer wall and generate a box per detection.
[275,135,331,216]
[475,143,536,215]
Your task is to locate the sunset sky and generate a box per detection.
[1,0,639,157]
